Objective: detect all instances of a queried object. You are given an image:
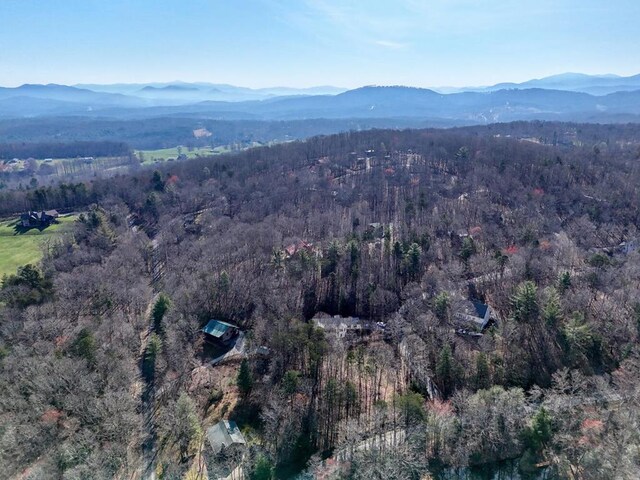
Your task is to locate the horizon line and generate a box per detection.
[1,71,639,92]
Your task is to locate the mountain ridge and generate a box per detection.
[1,76,640,123]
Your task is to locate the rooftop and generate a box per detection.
[206,420,246,454]
[454,300,494,331]
[313,313,362,328]
[202,319,237,338]
[472,301,488,319]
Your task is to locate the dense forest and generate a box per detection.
[0,141,131,161]
[1,121,640,479]
[0,116,455,150]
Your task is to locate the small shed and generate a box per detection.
[202,319,239,344]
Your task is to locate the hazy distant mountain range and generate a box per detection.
[1,73,640,123]
[74,82,346,102]
[436,72,640,95]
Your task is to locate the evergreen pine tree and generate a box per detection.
[237,359,253,397]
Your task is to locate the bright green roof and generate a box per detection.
[202,319,236,338]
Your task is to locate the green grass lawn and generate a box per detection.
[0,215,77,278]
[136,146,228,165]
[134,143,274,165]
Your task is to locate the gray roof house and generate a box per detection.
[618,239,638,255]
[207,420,247,454]
[454,301,496,332]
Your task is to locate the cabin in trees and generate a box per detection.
[201,319,239,345]
[366,222,385,239]
[206,420,247,477]
[284,240,315,258]
[20,210,59,228]
[454,301,497,333]
[206,420,247,454]
[618,239,638,255]
[312,313,376,339]
[601,238,637,257]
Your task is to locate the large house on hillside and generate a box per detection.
[312,313,378,339]
[20,210,59,228]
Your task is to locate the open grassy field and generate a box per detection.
[0,157,124,174]
[136,146,229,164]
[0,215,77,278]
[135,142,273,165]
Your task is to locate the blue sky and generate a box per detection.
[1,0,639,88]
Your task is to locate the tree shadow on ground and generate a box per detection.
[12,221,57,235]
[228,397,262,431]
[198,341,232,362]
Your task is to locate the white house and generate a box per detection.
[312,313,374,338]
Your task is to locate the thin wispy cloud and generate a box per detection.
[374,40,409,50]
[1,0,639,87]
[276,0,414,50]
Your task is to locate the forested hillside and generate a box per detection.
[0,117,440,150]
[0,141,131,160]
[1,122,640,479]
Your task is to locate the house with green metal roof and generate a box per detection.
[202,319,239,344]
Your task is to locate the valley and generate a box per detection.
[2,2,640,477]
[1,123,639,478]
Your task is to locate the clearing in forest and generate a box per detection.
[135,145,226,164]
[0,215,77,278]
